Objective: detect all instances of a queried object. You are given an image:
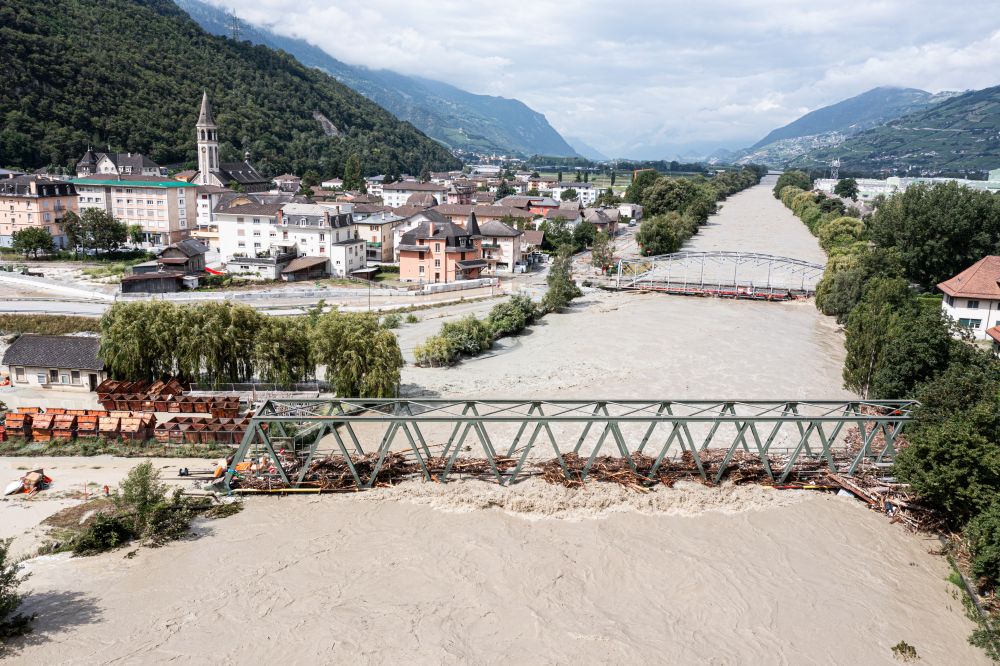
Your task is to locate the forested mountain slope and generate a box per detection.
[0,0,459,176]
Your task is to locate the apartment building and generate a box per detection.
[398,212,486,283]
[351,210,404,263]
[217,201,364,278]
[0,175,78,248]
[381,181,447,208]
[72,175,197,245]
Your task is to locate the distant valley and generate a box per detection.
[175,0,580,159]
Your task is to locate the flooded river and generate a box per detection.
[8,179,990,666]
[405,176,853,400]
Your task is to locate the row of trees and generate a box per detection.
[414,295,539,367]
[632,167,766,256]
[98,301,403,397]
[9,208,133,258]
[414,247,582,367]
[779,179,1000,647]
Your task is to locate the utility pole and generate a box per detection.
[229,8,242,41]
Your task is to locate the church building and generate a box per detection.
[193,92,270,193]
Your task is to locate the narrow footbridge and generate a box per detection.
[225,399,912,491]
[613,251,826,300]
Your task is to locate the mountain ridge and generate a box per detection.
[175,0,580,158]
[735,86,958,167]
[790,83,1000,175]
[0,0,458,175]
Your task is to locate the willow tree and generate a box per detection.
[198,302,261,383]
[100,301,181,380]
[253,317,314,385]
[311,311,404,398]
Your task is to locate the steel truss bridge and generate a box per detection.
[224,399,913,491]
[614,251,826,300]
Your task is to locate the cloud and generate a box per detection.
[212,0,1000,158]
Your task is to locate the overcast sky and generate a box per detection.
[213,0,1000,159]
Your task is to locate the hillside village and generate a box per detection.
[0,93,639,293]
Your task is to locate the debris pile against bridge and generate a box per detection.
[224,398,915,494]
[228,435,888,492]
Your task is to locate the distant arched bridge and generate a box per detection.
[613,251,826,300]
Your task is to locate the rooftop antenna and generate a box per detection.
[229,8,242,41]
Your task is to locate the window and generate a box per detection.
[61,374,70,385]
[37,374,47,384]
[958,318,983,329]
[968,300,980,309]
[49,369,58,383]
[71,370,81,385]
[434,259,441,268]
[319,233,325,241]
[946,295,954,306]
[419,266,425,274]
[253,218,261,224]
[14,367,24,382]
[436,243,441,252]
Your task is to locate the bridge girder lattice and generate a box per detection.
[225,398,912,491]
[615,251,826,297]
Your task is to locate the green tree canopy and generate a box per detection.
[11,226,54,258]
[867,182,1000,289]
[311,311,403,398]
[772,170,811,198]
[543,245,582,312]
[833,178,859,201]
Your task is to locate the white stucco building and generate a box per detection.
[381,181,447,208]
[547,182,597,205]
[938,256,1000,340]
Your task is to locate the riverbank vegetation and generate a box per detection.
[0,314,100,336]
[98,301,403,397]
[37,462,242,558]
[414,294,539,367]
[0,539,33,648]
[632,166,766,256]
[780,178,1000,656]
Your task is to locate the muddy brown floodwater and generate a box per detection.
[6,178,991,665]
[403,175,851,400]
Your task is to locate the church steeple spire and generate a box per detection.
[196,92,219,185]
[197,91,215,127]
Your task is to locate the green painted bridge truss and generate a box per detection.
[224,399,914,491]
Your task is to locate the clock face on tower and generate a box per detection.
[202,147,207,153]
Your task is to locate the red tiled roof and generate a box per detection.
[937,256,1000,299]
[987,326,1000,344]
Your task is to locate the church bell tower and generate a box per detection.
[196,91,219,185]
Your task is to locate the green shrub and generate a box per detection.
[510,294,538,323]
[966,503,1000,588]
[72,514,134,555]
[414,334,458,367]
[0,538,33,641]
[405,314,419,324]
[440,316,493,356]
[487,300,528,338]
[381,313,402,329]
[113,460,168,536]
[893,412,1000,524]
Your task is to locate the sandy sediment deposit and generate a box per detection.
[5,481,991,665]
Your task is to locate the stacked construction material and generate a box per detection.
[154,415,253,447]
[97,378,240,418]
[30,413,56,442]
[120,413,156,442]
[3,410,33,438]
[52,414,78,439]
[75,411,105,438]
